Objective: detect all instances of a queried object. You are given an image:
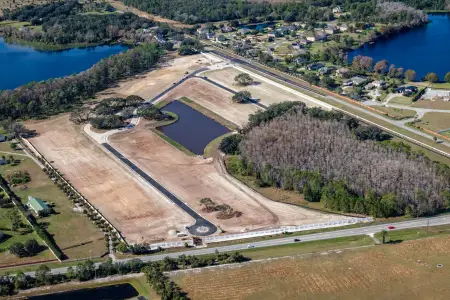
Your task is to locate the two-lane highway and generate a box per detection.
[22,215,450,277]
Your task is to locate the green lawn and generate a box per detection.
[372,106,417,120]
[0,20,31,28]
[203,132,233,158]
[0,206,55,267]
[374,224,450,243]
[389,96,412,105]
[414,112,450,132]
[0,153,105,261]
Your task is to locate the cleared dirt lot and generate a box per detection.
[204,67,322,108]
[173,236,450,300]
[157,77,260,127]
[99,54,219,101]
[26,115,193,244]
[109,121,344,234]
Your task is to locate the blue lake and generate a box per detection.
[348,14,450,80]
[0,38,128,90]
[158,100,231,155]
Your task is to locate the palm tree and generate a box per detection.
[381,230,388,244]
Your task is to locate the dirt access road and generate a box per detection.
[26,115,193,244]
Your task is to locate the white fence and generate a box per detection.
[149,217,373,249]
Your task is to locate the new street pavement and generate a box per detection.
[22,215,450,276]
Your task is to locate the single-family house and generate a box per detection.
[221,25,233,33]
[305,31,316,42]
[247,49,260,57]
[395,86,418,96]
[0,134,6,143]
[339,24,349,32]
[315,31,327,41]
[325,25,337,35]
[299,38,311,46]
[239,28,251,35]
[205,32,215,40]
[197,27,209,35]
[288,25,297,32]
[345,76,368,87]
[27,196,52,216]
[215,34,226,42]
[294,56,308,65]
[332,6,344,14]
[267,31,276,38]
[291,43,300,50]
[318,66,333,75]
[307,63,325,71]
[372,80,386,88]
[336,67,351,78]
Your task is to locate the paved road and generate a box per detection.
[102,144,217,237]
[208,48,450,156]
[22,215,450,277]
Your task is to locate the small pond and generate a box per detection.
[240,21,276,31]
[0,37,128,90]
[158,100,231,155]
[28,283,139,300]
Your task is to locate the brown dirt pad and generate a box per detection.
[109,121,344,234]
[157,77,260,127]
[26,115,193,244]
[173,236,450,300]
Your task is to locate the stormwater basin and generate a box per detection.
[157,100,231,155]
[28,283,139,300]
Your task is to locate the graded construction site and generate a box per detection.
[26,54,346,245]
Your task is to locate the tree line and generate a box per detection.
[1,1,156,45]
[121,0,429,25]
[0,43,162,121]
[223,102,449,218]
[0,252,247,297]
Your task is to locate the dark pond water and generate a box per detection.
[240,21,276,31]
[158,100,231,155]
[28,283,139,300]
[348,14,450,79]
[0,37,128,90]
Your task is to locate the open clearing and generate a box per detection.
[109,120,345,234]
[415,112,450,132]
[204,67,323,108]
[173,236,450,300]
[412,98,450,110]
[26,115,192,244]
[98,54,218,101]
[157,77,260,127]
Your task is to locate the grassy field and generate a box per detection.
[0,206,55,267]
[372,106,417,120]
[0,143,105,261]
[203,132,233,158]
[173,235,450,300]
[412,99,450,110]
[414,112,450,132]
[0,0,53,14]
[389,96,412,105]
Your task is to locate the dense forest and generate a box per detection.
[0,43,162,120]
[1,1,156,45]
[225,102,449,218]
[121,0,429,25]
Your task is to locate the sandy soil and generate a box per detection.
[107,0,191,28]
[26,115,193,244]
[158,77,261,127]
[204,67,322,108]
[109,121,345,234]
[98,54,219,101]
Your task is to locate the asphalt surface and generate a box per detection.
[102,143,217,236]
[22,215,450,276]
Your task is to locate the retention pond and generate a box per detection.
[158,100,231,155]
[28,283,139,300]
